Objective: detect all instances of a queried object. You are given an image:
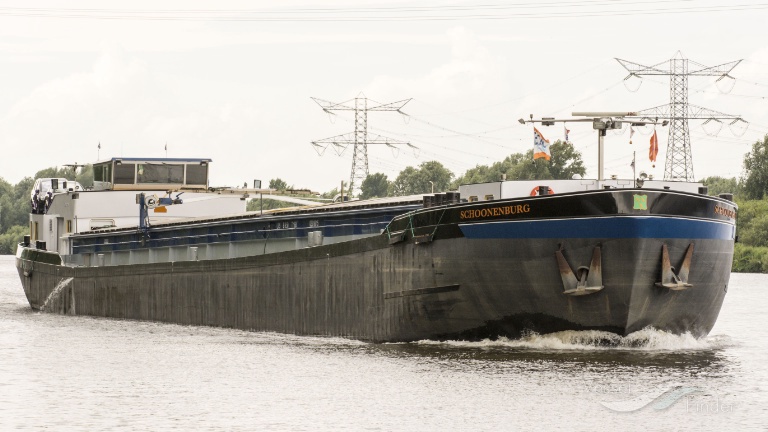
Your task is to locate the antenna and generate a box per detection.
[311,95,413,196]
[520,113,666,182]
[63,163,86,177]
[616,52,744,181]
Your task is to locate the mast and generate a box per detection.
[520,112,667,183]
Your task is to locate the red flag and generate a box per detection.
[649,130,658,163]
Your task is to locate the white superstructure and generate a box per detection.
[28,157,250,256]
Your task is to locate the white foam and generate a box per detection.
[40,277,73,312]
[416,327,734,351]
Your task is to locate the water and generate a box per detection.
[40,277,73,312]
[0,255,766,431]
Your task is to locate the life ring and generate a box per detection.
[530,186,555,196]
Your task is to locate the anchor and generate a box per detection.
[556,245,604,296]
[22,261,33,277]
[655,243,694,290]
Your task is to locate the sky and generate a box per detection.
[0,0,767,194]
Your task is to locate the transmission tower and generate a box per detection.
[616,52,744,181]
[311,95,413,196]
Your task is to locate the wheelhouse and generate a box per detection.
[92,157,212,191]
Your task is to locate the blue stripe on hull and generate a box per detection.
[459,216,735,240]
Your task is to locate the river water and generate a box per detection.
[0,255,766,431]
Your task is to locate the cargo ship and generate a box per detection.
[14,116,738,342]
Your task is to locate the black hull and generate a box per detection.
[15,189,736,342]
[16,233,733,342]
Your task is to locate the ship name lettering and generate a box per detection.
[714,205,736,219]
[460,204,530,220]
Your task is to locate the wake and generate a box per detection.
[417,327,734,351]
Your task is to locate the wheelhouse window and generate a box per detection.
[185,164,208,185]
[113,163,136,184]
[137,164,183,184]
[93,163,112,183]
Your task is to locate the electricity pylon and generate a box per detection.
[312,95,413,196]
[616,52,744,181]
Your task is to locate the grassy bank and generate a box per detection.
[732,243,768,273]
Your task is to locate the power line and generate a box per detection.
[0,2,766,21]
[0,1,718,15]
[617,52,743,181]
[411,59,616,118]
[549,79,626,114]
[326,109,511,161]
[311,95,412,196]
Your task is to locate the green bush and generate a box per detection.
[732,243,768,273]
[0,225,27,255]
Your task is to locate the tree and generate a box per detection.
[0,225,27,255]
[508,151,553,180]
[734,198,768,247]
[452,140,586,187]
[0,164,96,254]
[268,178,290,191]
[452,164,493,187]
[546,141,587,180]
[360,173,389,199]
[0,175,34,253]
[700,176,740,197]
[33,166,71,179]
[0,177,34,234]
[391,161,454,196]
[391,166,417,196]
[76,164,94,189]
[321,187,339,200]
[452,157,520,187]
[508,141,586,180]
[741,134,768,199]
[34,164,95,189]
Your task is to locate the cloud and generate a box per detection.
[367,27,511,103]
[351,27,518,177]
[2,45,151,174]
[0,43,269,184]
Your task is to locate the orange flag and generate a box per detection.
[533,127,551,161]
[649,130,659,163]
